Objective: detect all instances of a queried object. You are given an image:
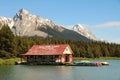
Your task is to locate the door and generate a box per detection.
[65,54,69,62]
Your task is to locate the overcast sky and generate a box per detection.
[0,0,120,43]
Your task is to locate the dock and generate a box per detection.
[15,61,109,66]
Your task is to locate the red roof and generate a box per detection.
[23,44,69,56]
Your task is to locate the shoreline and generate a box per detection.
[74,57,120,60]
[0,58,21,65]
[0,57,120,65]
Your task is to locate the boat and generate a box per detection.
[100,62,109,65]
[94,62,102,66]
[80,60,90,63]
[66,60,100,66]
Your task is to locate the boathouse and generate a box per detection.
[22,44,74,64]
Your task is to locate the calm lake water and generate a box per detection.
[0,60,120,80]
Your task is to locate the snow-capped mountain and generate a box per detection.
[12,8,64,37]
[0,16,14,29]
[0,8,91,41]
[73,24,97,40]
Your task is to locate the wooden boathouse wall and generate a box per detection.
[22,44,74,64]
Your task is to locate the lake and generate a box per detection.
[0,60,120,80]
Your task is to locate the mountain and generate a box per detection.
[0,16,14,29]
[12,9,63,37]
[72,24,97,40]
[0,8,91,41]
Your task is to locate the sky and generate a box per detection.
[0,0,120,43]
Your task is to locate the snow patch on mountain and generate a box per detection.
[73,24,97,40]
[0,16,14,29]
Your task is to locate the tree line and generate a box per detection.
[0,25,120,58]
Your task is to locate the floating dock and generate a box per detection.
[15,61,109,66]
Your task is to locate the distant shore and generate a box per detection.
[0,57,120,65]
[74,57,120,60]
[0,58,21,65]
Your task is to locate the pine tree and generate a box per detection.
[0,25,15,58]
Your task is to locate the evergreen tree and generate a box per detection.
[0,25,15,58]
[0,25,120,58]
[103,46,110,57]
[86,46,94,58]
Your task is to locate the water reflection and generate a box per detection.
[13,65,73,80]
[0,65,15,80]
[0,60,120,80]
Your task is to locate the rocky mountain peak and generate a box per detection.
[13,8,55,26]
[73,24,97,40]
[73,24,86,30]
[14,8,30,21]
[12,9,64,36]
[19,8,29,14]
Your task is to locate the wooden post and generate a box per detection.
[21,56,22,63]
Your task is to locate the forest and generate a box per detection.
[0,25,120,58]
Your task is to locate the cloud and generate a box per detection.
[94,21,120,27]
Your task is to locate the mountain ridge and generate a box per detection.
[0,8,92,41]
